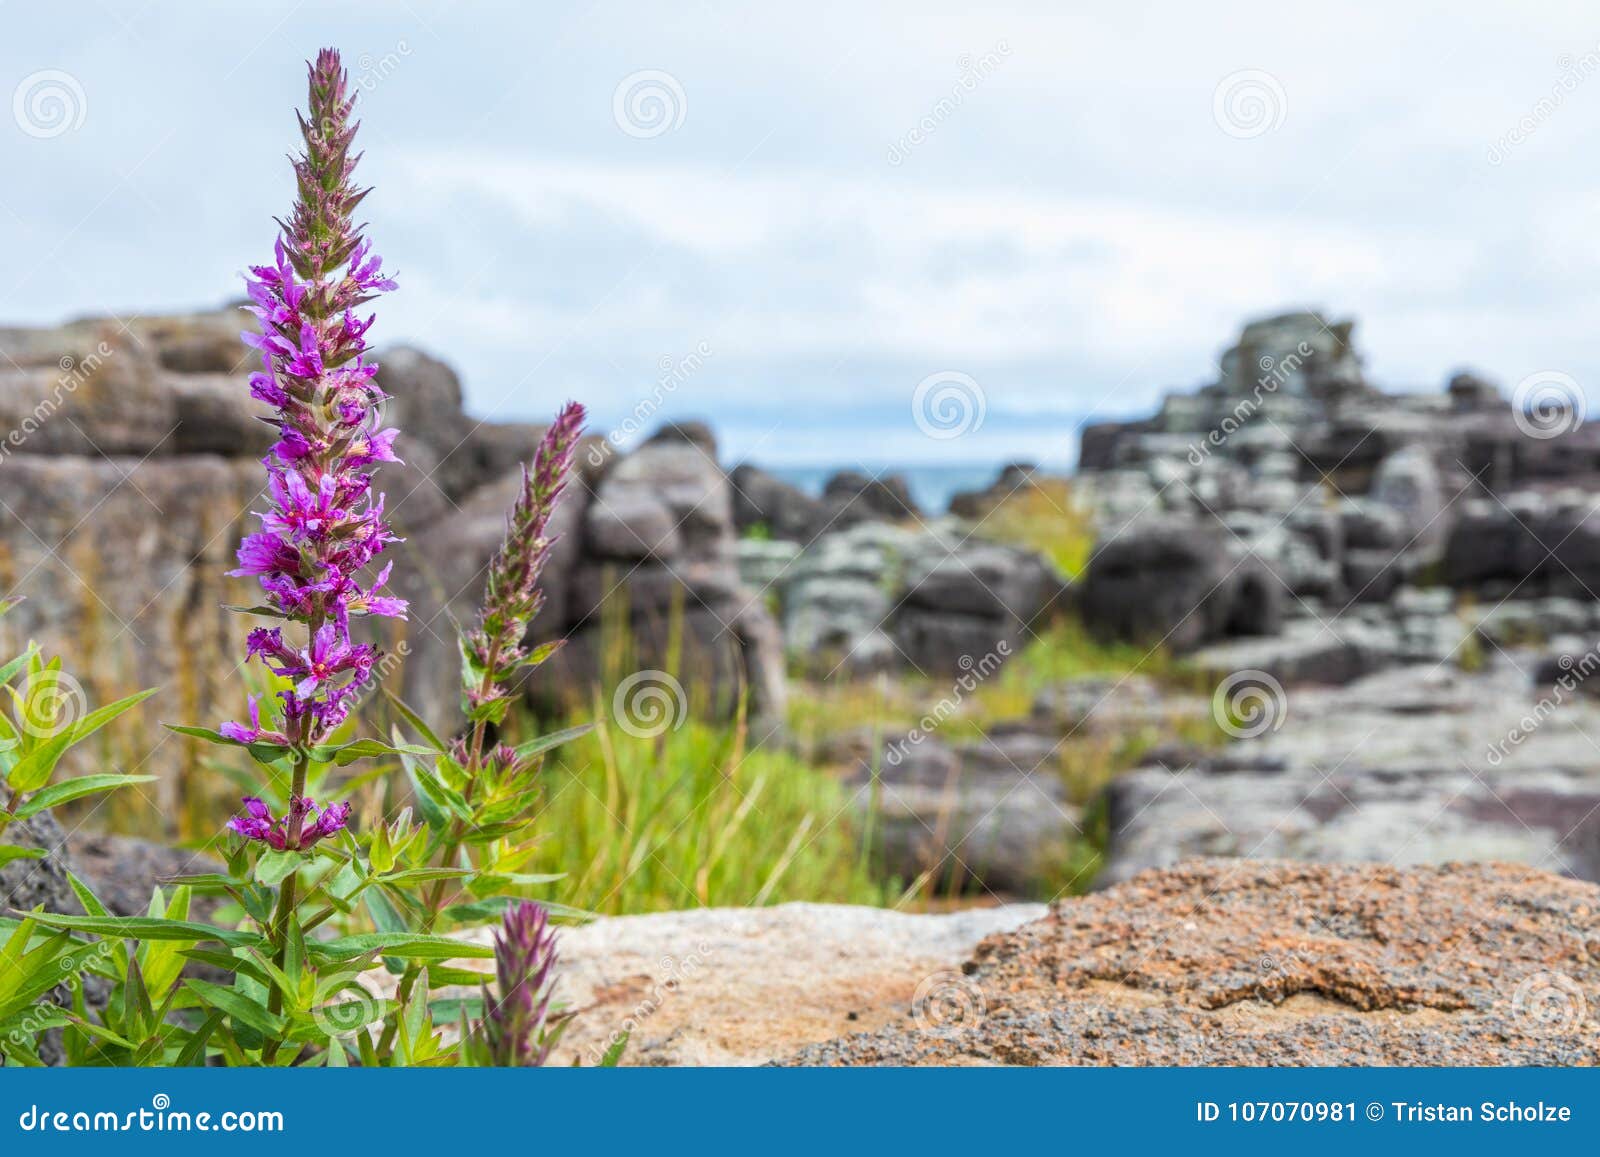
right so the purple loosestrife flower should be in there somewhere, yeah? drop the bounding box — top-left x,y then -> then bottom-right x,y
227,795 -> 350,852
483,901 -> 561,1067
223,47 -> 406,757
462,402 -> 586,719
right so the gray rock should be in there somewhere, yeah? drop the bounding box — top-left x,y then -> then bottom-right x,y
846,736 -> 1080,893
1099,662 -> 1600,886
1079,519 -> 1283,651
729,464 -> 823,543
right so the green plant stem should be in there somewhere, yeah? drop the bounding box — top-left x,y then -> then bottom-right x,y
377,641 -> 506,1058
260,610 -> 320,1065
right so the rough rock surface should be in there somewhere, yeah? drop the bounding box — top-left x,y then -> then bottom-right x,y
458,901 -> 1047,1066
1099,662 -> 1600,885
785,861 -> 1600,1065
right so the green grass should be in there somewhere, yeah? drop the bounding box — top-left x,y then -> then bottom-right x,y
507,707 -> 893,916
965,476 -> 1097,580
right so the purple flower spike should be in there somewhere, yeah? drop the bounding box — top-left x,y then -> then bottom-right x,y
224,47 -> 407,750
463,402 -> 586,718
484,901 -> 562,1067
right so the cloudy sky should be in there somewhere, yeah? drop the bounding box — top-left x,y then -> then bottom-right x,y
5,2 -> 1600,468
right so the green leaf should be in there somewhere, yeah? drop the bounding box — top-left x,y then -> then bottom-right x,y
25,912 -> 263,949
5,731 -> 75,793
599,1033 -> 630,1067
66,872 -> 110,918
512,722 -> 595,761
381,689 -> 447,752
0,646 -> 39,692
374,867 -> 472,888
314,738 -> 436,767
174,1010 -> 226,1067
0,845 -> 44,870
186,978 -> 286,1037
441,896 -> 592,925
309,932 -> 494,962
13,774 -> 157,818
253,850 -> 302,888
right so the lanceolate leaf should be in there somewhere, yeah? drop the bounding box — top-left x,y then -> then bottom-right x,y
25,912 -> 264,949
308,932 -> 494,962
13,774 -> 158,818
512,722 -> 594,761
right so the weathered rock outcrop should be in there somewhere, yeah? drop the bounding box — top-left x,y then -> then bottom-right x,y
756,520 -> 1066,676
1099,661 -> 1600,885
786,861 -> 1600,1065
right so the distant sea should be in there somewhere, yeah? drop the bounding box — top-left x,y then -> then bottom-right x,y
767,464 -> 1012,516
